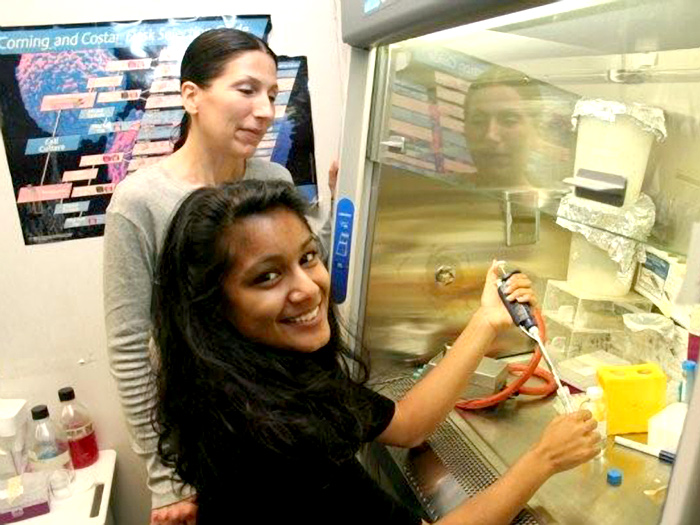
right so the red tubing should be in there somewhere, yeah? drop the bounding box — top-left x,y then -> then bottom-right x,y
455,308 -> 557,410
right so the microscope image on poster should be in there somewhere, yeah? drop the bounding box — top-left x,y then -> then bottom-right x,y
0,16 -> 317,245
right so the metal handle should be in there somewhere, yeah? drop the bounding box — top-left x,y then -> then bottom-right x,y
380,135 -> 406,153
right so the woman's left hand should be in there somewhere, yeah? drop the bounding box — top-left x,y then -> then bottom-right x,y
479,260 -> 537,332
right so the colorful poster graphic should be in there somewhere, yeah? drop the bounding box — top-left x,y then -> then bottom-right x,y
0,16 -> 317,245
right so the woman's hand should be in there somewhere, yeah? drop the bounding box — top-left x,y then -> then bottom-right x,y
532,410 -> 601,476
478,260 -> 537,332
425,411 -> 600,525
150,497 -> 197,525
328,160 -> 339,199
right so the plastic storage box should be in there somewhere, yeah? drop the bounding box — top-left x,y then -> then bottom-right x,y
648,402 -> 688,453
542,279 -> 652,359
0,472 -> 50,524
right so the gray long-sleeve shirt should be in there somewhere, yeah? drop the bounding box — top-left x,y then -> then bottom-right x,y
103,159 -> 331,508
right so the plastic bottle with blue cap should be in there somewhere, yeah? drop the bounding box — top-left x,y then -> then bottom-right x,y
680,360 -> 696,403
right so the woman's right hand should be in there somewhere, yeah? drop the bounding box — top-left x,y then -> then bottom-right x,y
531,410 -> 601,475
477,260 -> 537,333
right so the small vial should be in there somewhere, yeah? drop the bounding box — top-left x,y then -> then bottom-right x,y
680,360 -> 697,404
583,386 -> 607,457
585,386 -> 607,439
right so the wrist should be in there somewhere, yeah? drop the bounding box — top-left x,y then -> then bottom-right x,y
452,309 -> 499,357
469,309 -> 501,346
475,306 -> 506,335
519,446 -> 556,482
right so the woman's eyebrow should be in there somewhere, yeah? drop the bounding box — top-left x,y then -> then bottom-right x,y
237,234 -> 315,275
233,75 -> 278,90
243,253 -> 283,271
233,75 -> 260,84
300,235 -> 315,249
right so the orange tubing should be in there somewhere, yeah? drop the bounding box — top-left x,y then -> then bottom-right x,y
455,308 -> 557,410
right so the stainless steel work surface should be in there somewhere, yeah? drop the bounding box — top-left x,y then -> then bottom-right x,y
376,374 -> 671,524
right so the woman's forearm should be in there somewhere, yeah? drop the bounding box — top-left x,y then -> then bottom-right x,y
434,448 -> 553,525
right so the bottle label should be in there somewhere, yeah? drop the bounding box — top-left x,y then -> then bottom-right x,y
28,449 -> 72,471
66,422 -> 94,441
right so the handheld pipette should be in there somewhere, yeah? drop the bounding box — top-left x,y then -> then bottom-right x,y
495,262 -> 575,413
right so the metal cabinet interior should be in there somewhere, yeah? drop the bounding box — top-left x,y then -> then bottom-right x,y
361,166 -> 570,371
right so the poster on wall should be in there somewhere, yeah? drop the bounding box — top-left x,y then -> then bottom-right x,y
0,16 -> 317,245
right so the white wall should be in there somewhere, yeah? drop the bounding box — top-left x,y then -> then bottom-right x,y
0,2 -> 349,523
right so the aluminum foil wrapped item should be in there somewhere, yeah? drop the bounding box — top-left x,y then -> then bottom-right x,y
556,193 -> 656,282
572,99 -> 667,142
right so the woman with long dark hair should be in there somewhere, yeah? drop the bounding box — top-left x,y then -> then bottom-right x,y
153,179 -> 599,524
103,28 -> 331,524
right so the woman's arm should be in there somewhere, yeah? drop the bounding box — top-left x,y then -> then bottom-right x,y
377,262 -> 535,448
373,262 -> 600,524
103,211 -> 193,514
433,411 -> 599,525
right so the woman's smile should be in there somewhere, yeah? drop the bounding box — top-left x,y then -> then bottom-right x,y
237,127 -> 266,143
282,305 -> 321,325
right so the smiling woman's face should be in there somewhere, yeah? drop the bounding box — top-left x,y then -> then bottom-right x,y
190,50 -> 278,159
223,208 -> 331,353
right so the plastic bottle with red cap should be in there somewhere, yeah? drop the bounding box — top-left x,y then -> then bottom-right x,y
58,387 -> 99,468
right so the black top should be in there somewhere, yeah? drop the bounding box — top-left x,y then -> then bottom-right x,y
58,387 -> 75,402
31,404 -> 49,420
196,386 -> 422,524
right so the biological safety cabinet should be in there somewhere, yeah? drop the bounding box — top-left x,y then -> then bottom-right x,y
333,1 -> 700,523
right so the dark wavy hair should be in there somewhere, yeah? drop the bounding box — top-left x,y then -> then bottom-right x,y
152,180 -> 370,497
173,28 -> 278,151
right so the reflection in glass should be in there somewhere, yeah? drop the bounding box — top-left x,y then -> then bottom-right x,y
464,66 -> 542,188
384,45 -> 577,193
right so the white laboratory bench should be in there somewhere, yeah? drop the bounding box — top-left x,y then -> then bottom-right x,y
21,449 -> 116,525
